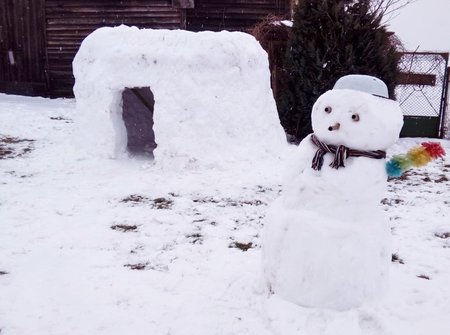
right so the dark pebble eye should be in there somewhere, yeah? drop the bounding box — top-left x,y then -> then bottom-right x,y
324,106 -> 332,113
351,114 -> 360,122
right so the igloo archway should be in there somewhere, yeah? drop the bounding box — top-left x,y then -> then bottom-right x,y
73,26 -> 285,166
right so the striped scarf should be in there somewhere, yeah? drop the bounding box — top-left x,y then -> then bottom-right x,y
310,134 -> 386,171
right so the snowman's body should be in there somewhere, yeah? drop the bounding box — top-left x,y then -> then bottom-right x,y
263,82 -> 403,310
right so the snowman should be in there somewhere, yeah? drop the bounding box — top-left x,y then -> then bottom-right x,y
263,75 -> 404,310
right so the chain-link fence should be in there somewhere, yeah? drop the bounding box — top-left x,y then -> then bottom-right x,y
444,74 -> 450,139
395,52 -> 449,138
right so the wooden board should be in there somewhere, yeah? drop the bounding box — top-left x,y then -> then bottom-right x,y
397,73 -> 436,86
0,0 -> 47,95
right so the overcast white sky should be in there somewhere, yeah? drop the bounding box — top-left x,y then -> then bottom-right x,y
387,0 -> 450,52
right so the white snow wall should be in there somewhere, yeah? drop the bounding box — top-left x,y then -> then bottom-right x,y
73,26 -> 285,165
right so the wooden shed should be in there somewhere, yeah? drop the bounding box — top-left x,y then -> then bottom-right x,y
0,0 -> 291,98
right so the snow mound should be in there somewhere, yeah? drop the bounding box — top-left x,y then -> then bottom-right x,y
73,26 -> 285,167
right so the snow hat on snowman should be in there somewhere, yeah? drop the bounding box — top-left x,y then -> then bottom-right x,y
333,74 -> 390,99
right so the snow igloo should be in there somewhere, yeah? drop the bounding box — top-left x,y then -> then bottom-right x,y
73,25 -> 285,166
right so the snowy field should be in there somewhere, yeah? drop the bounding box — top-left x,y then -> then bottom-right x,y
1,93 -> 450,334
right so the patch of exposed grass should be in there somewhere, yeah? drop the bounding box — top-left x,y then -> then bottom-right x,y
193,197 -> 265,207
381,198 -> 404,206
120,194 -> 151,204
111,224 -> 138,232
435,232 -> 450,239
124,263 -> 148,270
120,195 -> 173,209
0,136 -> 34,159
391,253 -> 405,264
186,233 -> 203,244
50,116 -> 72,122
153,197 -> 173,209
229,241 -> 254,252
435,175 -> 449,183
193,197 -> 219,204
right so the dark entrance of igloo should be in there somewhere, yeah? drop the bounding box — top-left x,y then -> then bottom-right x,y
122,87 -> 157,158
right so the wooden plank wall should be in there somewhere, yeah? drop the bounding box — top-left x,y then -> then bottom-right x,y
0,1 -> 12,83
0,0 -> 46,95
186,0 -> 288,32
45,0 -> 182,97
1,0 -> 291,98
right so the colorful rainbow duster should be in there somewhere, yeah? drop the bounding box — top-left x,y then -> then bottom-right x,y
386,142 -> 446,177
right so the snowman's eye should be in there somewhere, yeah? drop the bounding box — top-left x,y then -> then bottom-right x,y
324,106 -> 332,113
351,114 -> 360,122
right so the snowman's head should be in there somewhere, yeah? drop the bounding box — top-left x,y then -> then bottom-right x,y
311,76 -> 404,151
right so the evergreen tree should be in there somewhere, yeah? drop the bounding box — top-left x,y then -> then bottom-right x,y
277,0 -> 400,143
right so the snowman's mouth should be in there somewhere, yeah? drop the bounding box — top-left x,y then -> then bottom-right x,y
328,123 -> 340,131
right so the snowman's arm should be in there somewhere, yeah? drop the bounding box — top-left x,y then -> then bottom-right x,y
282,134 -> 315,184
296,134 -> 316,172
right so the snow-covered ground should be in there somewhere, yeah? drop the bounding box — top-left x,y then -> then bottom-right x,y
1,93 -> 450,334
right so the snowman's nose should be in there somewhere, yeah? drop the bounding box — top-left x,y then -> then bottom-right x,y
328,123 -> 340,131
